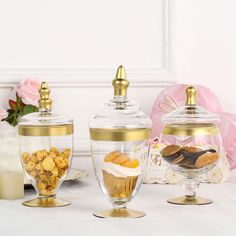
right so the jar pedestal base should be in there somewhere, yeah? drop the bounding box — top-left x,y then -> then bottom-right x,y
94,208 -> 145,218
167,196 -> 213,205
22,197 -> 71,207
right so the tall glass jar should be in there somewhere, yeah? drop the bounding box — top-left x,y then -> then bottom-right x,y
18,82 -> 74,207
89,65 -> 152,218
160,86 -> 222,205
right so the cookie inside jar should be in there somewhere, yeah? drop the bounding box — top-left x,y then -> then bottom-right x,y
161,145 -> 219,169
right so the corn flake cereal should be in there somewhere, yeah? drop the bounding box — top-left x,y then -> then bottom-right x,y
21,147 -> 71,195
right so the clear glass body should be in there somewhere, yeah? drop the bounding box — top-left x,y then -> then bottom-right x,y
89,94 -> 152,216
19,135 -> 73,197
89,96 -> 151,130
160,133 -> 222,176
91,139 -> 150,208
160,103 -> 222,203
18,110 -> 73,200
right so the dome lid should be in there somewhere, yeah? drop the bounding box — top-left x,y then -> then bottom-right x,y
89,65 -> 151,141
18,82 -> 73,136
162,86 -> 220,136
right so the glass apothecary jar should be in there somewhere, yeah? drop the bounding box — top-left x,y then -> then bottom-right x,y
18,82 -> 74,207
89,65 -> 152,218
160,86 -> 222,205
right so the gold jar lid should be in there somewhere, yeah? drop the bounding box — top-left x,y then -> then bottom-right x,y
18,82 -> 73,137
89,65 -> 152,141
161,86 -> 220,137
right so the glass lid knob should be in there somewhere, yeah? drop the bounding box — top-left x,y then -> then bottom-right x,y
112,65 -> 129,97
38,82 -> 53,111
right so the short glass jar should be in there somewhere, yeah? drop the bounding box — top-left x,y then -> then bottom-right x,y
18,82 -> 74,207
160,86 -> 222,205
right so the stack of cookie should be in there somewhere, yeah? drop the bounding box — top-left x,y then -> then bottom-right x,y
161,145 -> 219,169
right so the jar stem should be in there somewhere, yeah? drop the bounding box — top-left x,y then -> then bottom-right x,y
182,176 -> 200,199
112,199 -> 128,210
38,194 -> 56,199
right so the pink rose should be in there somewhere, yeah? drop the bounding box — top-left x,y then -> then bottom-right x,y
16,79 -> 41,106
0,105 -> 7,121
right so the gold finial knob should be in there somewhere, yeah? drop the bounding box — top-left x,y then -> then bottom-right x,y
112,65 -> 129,97
38,82 -> 52,110
186,86 -> 196,106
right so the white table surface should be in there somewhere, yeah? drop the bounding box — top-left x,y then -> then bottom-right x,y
1,157 -> 236,236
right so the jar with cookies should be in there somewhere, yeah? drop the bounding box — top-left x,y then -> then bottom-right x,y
18,82 -> 73,207
160,86 -> 222,205
89,65 -> 152,218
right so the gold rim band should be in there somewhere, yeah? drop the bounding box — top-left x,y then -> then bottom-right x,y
90,128 -> 151,141
18,124 -> 73,136
162,125 -> 219,136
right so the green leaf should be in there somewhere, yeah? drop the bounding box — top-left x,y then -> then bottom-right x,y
7,109 -> 15,116
22,105 -> 38,114
23,105 -> 33,114
16,94 -> 24,108
4,102 -> 39,127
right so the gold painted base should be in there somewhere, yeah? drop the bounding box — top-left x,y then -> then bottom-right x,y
94,208 -> 145,218
167,196 -> 213,205
22,197 -> 71,207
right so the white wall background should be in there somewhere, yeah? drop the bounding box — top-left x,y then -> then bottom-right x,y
0,0 -> 174,155
0,0 -> 235,154
174,0 -> 236,113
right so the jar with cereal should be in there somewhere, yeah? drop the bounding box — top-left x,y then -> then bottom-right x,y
18,82 -> 73,207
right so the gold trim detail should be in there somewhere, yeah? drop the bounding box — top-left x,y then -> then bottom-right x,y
18,124 -> 73,136
90,128 -> 151,141
22,197 -> 71,207
94,208 -> 145,218
167,196 -> 213,205
162,124 -> 219,136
